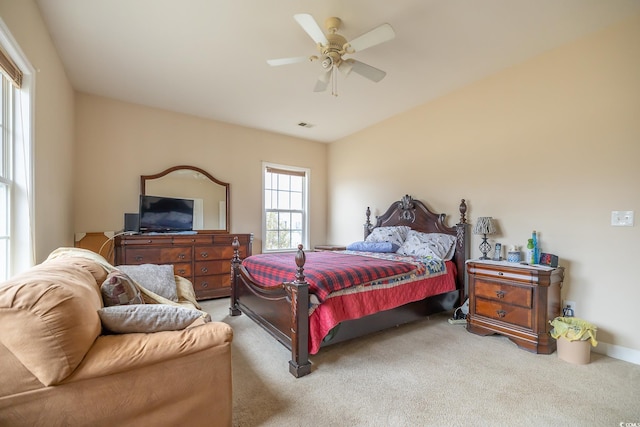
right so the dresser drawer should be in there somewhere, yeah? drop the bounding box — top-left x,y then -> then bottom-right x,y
194,260 -> 230,276
475,280 -> 532,308
172,263 -> 192,277
195,246 -> 233,260
193,274 -> 231,292
124,247 -> 192,264
475,298 -> 532,329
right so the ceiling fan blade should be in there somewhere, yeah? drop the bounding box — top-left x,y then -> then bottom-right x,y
313,69 -> 331,92
346,23 -> 395,53
294,14 -> 328,45
337,60 -> 353,76
266,56 -> 309,66
345,59 -> 387,82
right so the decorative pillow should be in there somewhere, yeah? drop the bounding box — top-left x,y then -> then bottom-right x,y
97,304 -> 202,334
365,226 -> 411,247
116,264 -> 179,302
397,231 -> 457,260
346,241 -> 400,253
101,270 -> 145,306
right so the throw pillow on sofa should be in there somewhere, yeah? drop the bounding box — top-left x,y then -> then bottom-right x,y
98,304 -> 203,333
116,264 -> 179,302
101,270 -> 145,306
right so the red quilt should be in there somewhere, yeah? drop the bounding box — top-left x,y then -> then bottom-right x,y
241,251 -> 417,303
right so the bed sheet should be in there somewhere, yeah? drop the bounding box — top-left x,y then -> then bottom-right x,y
308,259 -> 457,353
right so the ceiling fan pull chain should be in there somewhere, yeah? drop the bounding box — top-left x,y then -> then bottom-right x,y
332,66 -> 338,96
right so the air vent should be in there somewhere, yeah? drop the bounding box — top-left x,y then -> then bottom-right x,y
297,122 -> 314,128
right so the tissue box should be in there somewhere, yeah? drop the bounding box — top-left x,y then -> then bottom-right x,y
539,253 -> 559,267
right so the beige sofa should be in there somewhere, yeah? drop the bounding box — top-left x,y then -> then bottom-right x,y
0,249 -> 232,427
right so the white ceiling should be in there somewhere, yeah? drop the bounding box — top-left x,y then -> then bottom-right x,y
35,0 -> 640,143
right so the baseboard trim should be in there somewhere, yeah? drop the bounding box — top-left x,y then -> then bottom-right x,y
593,341 -> 640,365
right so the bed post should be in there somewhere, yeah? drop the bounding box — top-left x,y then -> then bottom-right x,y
455,199 -> 470,304
285,245 -> 312,378
229,237 -> 242,316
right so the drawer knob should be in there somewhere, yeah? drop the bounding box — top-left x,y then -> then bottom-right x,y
200,252 -> 209,258
496,310 -> 506,318
496,290 -> 505,299
498,272 -> 504,276
201,282 -> 209,288
177,269 -> 186,275
178,254 -> 185,260
135,256 -> 143,262
201,267 -> 209,273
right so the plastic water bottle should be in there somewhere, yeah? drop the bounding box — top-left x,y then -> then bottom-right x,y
532,230 -> 538,264
527,238 -> 534,264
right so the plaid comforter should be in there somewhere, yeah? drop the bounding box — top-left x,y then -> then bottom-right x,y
242,251 -> 428,303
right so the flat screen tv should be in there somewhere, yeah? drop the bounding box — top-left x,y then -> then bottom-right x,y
138,195 -> 194,233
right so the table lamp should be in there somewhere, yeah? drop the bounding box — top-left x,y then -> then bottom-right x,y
473,217 -> 496,260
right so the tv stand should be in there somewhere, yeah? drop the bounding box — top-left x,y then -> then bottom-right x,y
114,231 -> 253,300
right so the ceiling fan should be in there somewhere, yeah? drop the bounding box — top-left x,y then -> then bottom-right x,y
267,14 -> 396,96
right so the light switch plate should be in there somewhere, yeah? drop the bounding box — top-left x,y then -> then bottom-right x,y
611,211 -> 634,226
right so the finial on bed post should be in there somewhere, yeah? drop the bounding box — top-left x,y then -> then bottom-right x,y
231,236 -> 241,263
294,244 -> 306,283
364,207 -> 372,239
458,199 -> 467,224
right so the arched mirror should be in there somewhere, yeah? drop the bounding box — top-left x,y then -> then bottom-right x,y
141,165 -> 230,232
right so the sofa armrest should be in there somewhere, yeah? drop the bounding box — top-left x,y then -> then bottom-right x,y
62,321 -> 232,384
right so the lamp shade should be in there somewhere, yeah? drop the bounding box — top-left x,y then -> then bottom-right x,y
473,217 -> 496,235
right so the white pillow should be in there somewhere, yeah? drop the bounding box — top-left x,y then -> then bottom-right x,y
365,226 -> 411,247
397,231 -> 457,261
116,264 -> 179,302
98,304 -> 202,334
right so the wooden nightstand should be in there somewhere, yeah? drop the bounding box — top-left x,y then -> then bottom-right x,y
466,260 -> 564,354
314,245 -> 347,251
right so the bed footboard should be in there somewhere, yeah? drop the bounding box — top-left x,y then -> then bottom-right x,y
230,239 -> 312,377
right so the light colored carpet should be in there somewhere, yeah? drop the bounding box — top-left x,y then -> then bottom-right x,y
200,298 -> 640,427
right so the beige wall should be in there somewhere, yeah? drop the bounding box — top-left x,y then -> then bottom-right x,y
74,94 -> 327,253
0,0 -> 76,263
328,15 -> 640,356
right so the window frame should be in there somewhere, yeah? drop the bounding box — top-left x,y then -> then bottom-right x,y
261,162 -> 310,253
0,18 -> 34,280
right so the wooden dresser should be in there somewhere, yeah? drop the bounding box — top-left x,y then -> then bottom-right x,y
115,232 -> 253,300
466,260 -> 563,354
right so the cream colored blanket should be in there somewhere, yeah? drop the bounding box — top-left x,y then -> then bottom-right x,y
46,247 -> 210,320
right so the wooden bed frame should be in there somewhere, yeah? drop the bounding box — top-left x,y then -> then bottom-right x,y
230,195 -> 469,377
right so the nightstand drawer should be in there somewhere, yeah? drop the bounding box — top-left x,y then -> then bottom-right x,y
476,298 -> 532,329
475,280 -> 532,307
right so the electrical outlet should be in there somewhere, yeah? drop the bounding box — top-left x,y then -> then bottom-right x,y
563,300 -> 576,317
611,210 -> 634,226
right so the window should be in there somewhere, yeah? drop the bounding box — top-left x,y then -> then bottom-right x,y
262,163 -> 309,252
0,21 -> 33,280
